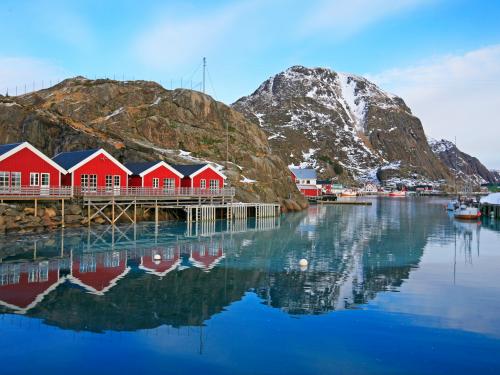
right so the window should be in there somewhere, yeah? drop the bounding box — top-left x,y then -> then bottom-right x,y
81,174 -> 97,191
30,173 -> 39,186
41,173 -> 50,186
11,172 -> 21,188
105,175 -> 113,191
209,179 -> 219,190
152,178 -> 159,188
0,172 -> 9,189
200,179 -> 206,189
113,175 -> 120,187
163,178 -> 175,190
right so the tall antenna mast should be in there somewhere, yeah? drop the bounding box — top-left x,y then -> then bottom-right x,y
202,57 -> 206,94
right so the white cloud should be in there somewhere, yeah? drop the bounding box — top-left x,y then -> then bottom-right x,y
0,57 -> 68,95
300,0 -> 435,38
369,44 -> 500,169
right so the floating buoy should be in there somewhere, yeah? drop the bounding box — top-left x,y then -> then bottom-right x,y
153,254 -> 162,261
299,259 -> 308,267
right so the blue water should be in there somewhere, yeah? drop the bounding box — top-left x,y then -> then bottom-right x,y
1,197 -> 500,374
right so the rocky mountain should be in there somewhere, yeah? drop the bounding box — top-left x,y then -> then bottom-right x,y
233,66 -> 451,185
428,138 -> 497,185
491,170 -> 500,183
0,77 -> 306,209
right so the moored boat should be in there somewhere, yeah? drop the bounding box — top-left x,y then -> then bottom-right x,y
340,189 -> 357,197
454,204 -> 481,220
388,190 -> 406,197
447,200 -> 459,211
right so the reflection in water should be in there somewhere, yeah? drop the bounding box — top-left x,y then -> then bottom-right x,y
1,199 -> 495,333
1,198 -> 500,374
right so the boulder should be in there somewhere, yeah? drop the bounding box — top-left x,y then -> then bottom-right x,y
44,207 -> 57,218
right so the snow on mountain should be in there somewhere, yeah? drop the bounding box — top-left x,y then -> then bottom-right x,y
428,138 -> 496,185
233,65 -> 450,184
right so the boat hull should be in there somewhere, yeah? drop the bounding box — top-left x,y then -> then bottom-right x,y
454,214 -> 481,220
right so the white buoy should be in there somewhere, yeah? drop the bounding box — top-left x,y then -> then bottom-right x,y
153,254 -> 162,261
299,259 -> 308,267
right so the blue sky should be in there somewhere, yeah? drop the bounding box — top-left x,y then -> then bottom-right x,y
1,0 -> 500,167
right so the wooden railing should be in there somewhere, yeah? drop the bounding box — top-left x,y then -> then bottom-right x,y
0,186 -> 235,199
0,186 -> 73,198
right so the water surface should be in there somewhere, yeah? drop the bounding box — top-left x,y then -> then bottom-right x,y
1,198 -> 500,374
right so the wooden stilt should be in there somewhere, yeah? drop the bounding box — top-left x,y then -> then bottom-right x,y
61,199 -> 65,228
112,198 -> 115,224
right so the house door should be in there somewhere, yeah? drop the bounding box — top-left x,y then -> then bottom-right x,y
114,175 -> 121,195
41,173 -> 50,195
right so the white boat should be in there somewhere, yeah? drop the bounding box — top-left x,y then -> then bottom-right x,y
340,189 -> 357,197
454,204 -> 481,220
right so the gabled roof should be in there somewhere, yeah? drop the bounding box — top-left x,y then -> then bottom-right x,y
0,142 -> 22,156
172,163 -> 227,179
290,167 -> 317,180
0,142 -> 67,174
52,148 -> 132,175
125,161 -> 184,178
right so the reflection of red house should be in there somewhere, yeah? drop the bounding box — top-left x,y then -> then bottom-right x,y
68,251 -> 130,295
0,261 -> 65,313
189,242 -> 225,272
139,246 -> 181,277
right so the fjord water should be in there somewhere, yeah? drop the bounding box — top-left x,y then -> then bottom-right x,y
1,198 -> 500,375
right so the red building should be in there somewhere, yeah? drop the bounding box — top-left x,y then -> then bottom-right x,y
0,260 -> 65,313
53,148 -> 132,192
126,161 -> 183,190
139,246 -> 181,277
289,167 -> 321,197
0,142 -> 67,192
172,164 -> 226,190
68,251 -> 130,295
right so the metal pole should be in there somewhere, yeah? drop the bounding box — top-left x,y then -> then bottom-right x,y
202,57 -> 206,93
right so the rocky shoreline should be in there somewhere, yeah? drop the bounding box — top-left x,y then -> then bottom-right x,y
0,199 -> 306,235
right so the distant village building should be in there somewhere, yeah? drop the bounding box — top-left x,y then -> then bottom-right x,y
53,148 -> 132,192
0,142 -> 67,192
172,164 -> 226,190
289,167 -> 321,197
126,161 -> 183,190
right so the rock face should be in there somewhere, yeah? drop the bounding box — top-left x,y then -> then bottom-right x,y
233,66 -> 451,184
428,138 -> 497,185
0,77 -> 305,208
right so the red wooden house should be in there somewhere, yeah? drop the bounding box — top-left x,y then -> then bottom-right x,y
172,164 -> 226,190
139,246 -> 181,277
289,167 -> 321,197
68,251 -> 130,295
0,260 -> 65,313
0,142 -> 67,192
125,161 -> 183,190
53,148 -> 132,192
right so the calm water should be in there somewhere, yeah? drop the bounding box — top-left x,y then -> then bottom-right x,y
1,197 -> 500,374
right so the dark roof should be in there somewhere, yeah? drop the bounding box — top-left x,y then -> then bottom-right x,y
0,142 -> 22,156
52,149 -> 100,170
317,179 -> 332,185
124,161 -> 160,176
171,164 -> 207,177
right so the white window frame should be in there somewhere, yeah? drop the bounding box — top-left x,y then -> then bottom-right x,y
30,172 -> 40,186
152,178 -> 159,188
11,172 -> 21,189
209,179 -> 219,190
163,178 -> 175,190
41,173 -> 50,186
105,175 -> 113,191
0,172 -> 9,190
200,179 -> 206,189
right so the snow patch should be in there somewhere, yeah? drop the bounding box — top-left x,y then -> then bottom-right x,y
105,107 -> 124,120
240,176 -> 256,184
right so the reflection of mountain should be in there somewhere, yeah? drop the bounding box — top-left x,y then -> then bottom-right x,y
0,200 -> 475,331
